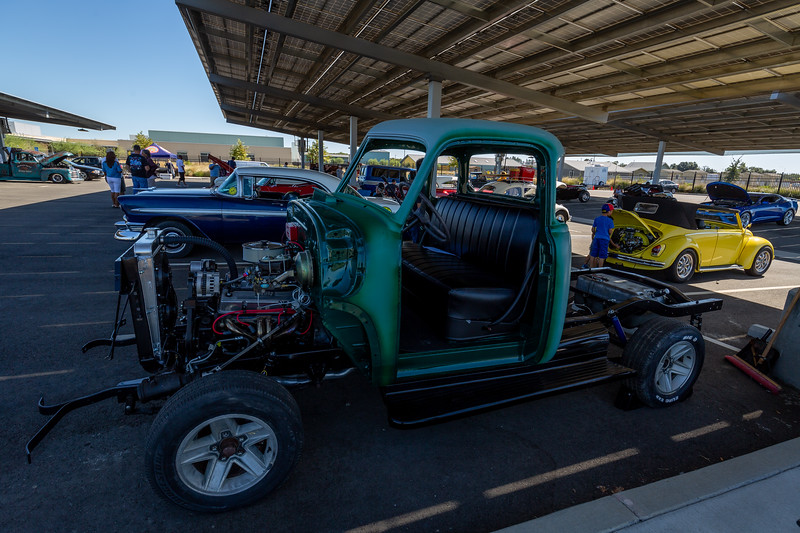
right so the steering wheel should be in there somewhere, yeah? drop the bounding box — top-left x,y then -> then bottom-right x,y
405,194 -> 450,242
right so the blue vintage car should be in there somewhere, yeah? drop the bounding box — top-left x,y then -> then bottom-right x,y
702,181 -> 797,227
115,166 -> 399,256
359,164 -> 417,195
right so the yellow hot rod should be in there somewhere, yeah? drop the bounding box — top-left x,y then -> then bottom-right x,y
606,195 -> 774,283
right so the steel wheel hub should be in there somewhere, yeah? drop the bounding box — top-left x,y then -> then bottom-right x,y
655,340 -> 696,395
176,414 -> 278,496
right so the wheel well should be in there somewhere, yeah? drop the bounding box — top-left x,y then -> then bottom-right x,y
144,217 -> 206,238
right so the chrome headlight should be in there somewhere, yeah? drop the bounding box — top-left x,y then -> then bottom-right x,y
293,250 -> 314,289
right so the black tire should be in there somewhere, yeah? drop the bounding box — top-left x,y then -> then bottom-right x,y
779,209 -> 794,226
622,317 -> 704,408
745,246 -> 772,277
578,190 -> 590,203
82,172 -> 93,181
668,249 -> 696,283
49,173 -> 66,184
739,211 -> 751,227
555,209 -> 569,223
153,221 -> 194,257
145,371 -> 303,513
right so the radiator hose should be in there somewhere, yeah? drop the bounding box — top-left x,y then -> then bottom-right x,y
158,235 -> 239,278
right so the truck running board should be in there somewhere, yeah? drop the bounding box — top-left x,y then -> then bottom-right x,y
382,357 -> 634,427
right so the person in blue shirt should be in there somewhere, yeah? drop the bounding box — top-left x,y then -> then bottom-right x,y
208,162 -> 221,187
102,150 -> 124,207
585,203 -> 618,268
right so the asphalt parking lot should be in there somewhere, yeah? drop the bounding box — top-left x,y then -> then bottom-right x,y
2,179 -> 799,533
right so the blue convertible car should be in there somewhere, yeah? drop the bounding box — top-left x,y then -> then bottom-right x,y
702,181 -> 797,227
115,167 -> 399,256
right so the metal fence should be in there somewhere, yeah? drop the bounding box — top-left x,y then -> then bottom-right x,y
600,171 -> 800,197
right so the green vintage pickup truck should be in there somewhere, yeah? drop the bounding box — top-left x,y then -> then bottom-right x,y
0,147 -> 81,183
28,119 -> 722,512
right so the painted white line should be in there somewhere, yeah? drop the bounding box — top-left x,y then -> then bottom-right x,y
0,271 -> 80,276
0,294 -> 45,299
18,255 -> 72,258
45,242 -> 99,245
0,369 -> 74,382
484,447 -> 639,498
671,421 -> 730,442
704,336 -> 739,351
0,242 -> 35,245
40,321 -> 113,328
775,250 -> 800,260
685,285 -> 797,296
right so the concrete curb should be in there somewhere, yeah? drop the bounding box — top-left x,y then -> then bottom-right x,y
497,438 -> 800,533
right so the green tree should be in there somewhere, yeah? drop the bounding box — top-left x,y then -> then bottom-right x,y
724,157 -> 746,182
134,131 -> 152,149
229,138 -> 249,160
675,161 -> 699,172
306,141 -> 328,164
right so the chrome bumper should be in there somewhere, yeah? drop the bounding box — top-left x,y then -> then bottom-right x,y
114,221 -> 144,241
607,252 -> 665,268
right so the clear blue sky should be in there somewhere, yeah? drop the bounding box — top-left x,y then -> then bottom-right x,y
4,0 -> 798,173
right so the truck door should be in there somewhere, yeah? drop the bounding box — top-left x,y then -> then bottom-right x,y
12,152 -> 41,180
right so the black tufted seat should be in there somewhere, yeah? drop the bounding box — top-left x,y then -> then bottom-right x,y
402,195 -> 539,340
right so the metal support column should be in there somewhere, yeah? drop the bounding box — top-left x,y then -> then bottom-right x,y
652,141 -> 666,183
557,156 -> 565,182
427,78 -> 442,119
349,116 -> 357,164
318,130 -> 324,172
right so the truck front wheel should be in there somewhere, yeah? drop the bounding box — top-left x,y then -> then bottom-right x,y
145,371 -> 303,512
49,173 -> 66,184
622,317 -> 704,408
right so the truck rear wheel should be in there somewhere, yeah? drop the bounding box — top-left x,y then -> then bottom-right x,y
622,317 -> 704,408
145,371 -> 303,512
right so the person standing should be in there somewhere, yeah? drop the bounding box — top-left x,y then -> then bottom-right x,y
142,149 -> 159,188
165,159 -> 175,179
208,161 -> 221,187
176,155 -> 186,187
102,150 -> 124,207
126,144 -> 149,192
585,203 -> 618,268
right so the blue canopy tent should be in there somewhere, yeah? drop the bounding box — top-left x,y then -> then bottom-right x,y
143,143 -> 177,159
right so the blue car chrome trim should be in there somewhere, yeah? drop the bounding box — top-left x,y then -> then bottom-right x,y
130,207 -> 286,217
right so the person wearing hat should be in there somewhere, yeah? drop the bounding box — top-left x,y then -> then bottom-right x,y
584,203 -> 618,268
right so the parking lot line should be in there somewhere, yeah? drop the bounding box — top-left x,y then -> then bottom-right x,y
685,285 -> 797,296
703,336 -> 739,351
40,321 -> 113,328
0,369 -> 74,382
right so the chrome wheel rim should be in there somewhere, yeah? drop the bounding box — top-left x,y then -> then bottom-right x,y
176,413 -> 277,496
655,340 -> 696,395
754,249 -> 771,273
676,253 -> 693,280
784,211 -> 793,224
741,213 -> 750,226
556,212 -> 566,222
160,228 -> 187,254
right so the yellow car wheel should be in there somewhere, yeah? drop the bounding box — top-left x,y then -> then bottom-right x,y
746,246 -> 772,277
668,249 -> 696,283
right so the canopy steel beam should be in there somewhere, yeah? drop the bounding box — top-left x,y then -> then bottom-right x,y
0,93 -> 114,131
177,0 -> 608,123
209,74 -> 395,121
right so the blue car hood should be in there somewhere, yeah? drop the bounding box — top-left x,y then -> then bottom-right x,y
707,181 -> 751,203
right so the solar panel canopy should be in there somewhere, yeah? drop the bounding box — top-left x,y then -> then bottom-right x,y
177,0 -> 800,156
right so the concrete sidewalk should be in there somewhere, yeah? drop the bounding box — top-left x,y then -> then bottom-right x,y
500,437 -> 800,533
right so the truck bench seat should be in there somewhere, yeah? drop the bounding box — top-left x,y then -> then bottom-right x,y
402,196 -> 539,340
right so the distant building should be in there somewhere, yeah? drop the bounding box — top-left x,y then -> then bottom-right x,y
115,130 -> 291,164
